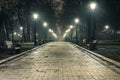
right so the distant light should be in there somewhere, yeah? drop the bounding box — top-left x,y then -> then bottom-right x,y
70,25 -> 74,29
52,33 -> 57,38
36,33 -> 38,36
49,29 -> 53,33
33,13 -> 38,19
20,35 -> 22,38
65,29 -> 70,35
117,31 -> 120,34
67,29 -> 71,32
74,18 -> 79,24
20,26 -> 23,30
90,2 -> 96,10
18,34 -> 22,37
14,32 -> 17,35
66,30 -> 68,33
43,22 -> 48,27
18,34 -> 20,36
105,25 -> 109,29
63,33 -> 67,38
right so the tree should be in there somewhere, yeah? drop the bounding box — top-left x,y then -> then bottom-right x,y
0,0 -> 18,41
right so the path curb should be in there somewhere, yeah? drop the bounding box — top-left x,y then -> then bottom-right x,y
0,44 -> 46,65
71,43 -> 120,69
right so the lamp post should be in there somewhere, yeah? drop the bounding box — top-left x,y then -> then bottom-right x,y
33,13 -> 38,45
13,32 -> 17,40
74,18 -> 79,44
90,2 -> 96,41
69,25 -> 74,41
20,26 -> 24,41
43,22 -> 48,42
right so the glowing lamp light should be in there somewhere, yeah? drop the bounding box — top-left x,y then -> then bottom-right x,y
70,25 -> 74,29
20,26 -> 23,30
14,32 -> 17,35
90,3 -> 96,10
49,29 -> 53,33
105,25 -> 109,29
33,13 -> 38,19
43,22 -> 48,27
52,33 -> 57,38
63,33 -> 67,38
74,18 -> 79,24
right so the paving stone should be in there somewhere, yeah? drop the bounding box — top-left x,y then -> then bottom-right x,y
0,42 -> 120,80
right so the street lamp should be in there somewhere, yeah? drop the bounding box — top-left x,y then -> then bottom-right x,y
74,18 -> 79,24
20,26 -> 24,41
33,13 -> 38,45
49,29 -> 53,33
70,25 -> 74,29
43,22 -> 48,42
13,32 -> 17,40
64,29 -> 71,41
63,33 -> 67,38
48,29 -> 57,39
18,34 -> 22,40
14,32 -> 17,35
69,25 -> 74,41
67,29 -> 71,32
33,13 -> 38,20
90,2 -> 97,41
52,33 -> 57,39
74,18 -> 80,44
20,26 -> 23,30
43,22 -> 48,27
90,3 -> 96,11
66,29 -> 70,33
105,25 -> 109,29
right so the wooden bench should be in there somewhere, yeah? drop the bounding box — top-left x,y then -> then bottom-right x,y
87,40 -> 97,50
4,41 -> 21,54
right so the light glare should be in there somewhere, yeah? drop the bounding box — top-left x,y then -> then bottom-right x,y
74,18 -> 79,24
20,26 -> 23,30
70,25 -> 74,29
14,32 -> 17,35
90,3 -> 96,10
49,29 -> 53,33
33,13 -> 38,19
105,25 -> 109,29
52,33 -> 57,38
63,33 -> 67,38
43,22 -> 48,27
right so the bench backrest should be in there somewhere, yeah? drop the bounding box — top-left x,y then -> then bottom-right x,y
5,41 -> 13,48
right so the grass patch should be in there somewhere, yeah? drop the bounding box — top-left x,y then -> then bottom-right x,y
22,42 -> 34,45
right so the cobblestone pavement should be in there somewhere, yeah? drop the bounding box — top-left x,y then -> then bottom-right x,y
0,42 -> 120,80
